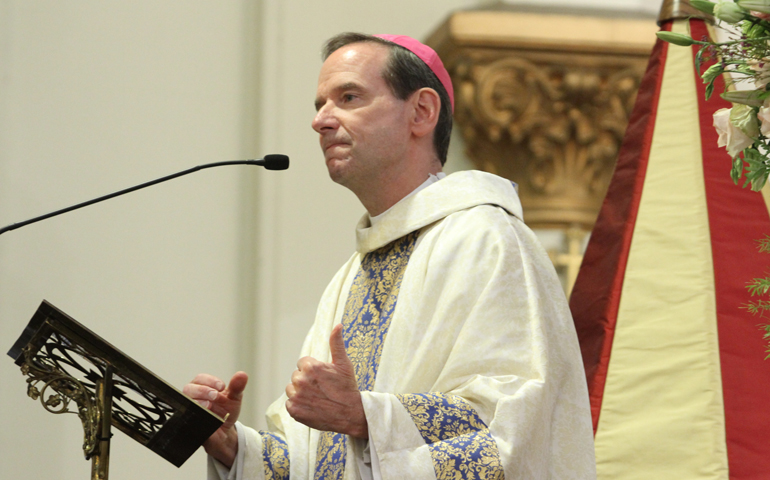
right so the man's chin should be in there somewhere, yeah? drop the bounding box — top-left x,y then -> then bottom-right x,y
325,160 -> 353,186
325,156 -> 348,170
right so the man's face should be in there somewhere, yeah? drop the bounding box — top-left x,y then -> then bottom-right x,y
312,42 -> 411,190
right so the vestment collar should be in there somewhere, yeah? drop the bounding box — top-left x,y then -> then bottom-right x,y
355,170 -> 523,253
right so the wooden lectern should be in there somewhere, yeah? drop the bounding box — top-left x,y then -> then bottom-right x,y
7,301 -> 224,480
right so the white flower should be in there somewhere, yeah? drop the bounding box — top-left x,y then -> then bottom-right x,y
721,89 -> 768,106
737,0 -> 770,15
702,63 -> 724,84
715,1 -> 750,23
714,107 -> 754,156
758,102 -> 770,136
732,103 -> 761,137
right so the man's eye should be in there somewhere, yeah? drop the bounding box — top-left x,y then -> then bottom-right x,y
342,94 -> 356,102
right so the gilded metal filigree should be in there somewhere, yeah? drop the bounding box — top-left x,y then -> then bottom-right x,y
21,330 -> 174,444
21,344 -> 100,458
109,370 -> 174,441
8,301 -> 225,475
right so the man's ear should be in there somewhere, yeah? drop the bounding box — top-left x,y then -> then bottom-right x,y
410,88 -> 441,138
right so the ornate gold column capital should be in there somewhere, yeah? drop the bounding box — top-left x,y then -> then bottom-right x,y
428,8 -> 657,230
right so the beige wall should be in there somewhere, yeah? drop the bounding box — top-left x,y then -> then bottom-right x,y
0,1 -> 660,479
0,2 -> 258,479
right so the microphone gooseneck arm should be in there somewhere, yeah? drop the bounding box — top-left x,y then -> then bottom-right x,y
0,155 -> 289,236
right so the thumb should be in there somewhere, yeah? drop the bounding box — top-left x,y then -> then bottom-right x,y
329,324 -> 352,368
226,371 -> 249,400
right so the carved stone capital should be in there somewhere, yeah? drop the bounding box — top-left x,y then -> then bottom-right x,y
428,8 -> 657,229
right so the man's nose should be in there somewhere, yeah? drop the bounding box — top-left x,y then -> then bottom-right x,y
312,103 -> 338,133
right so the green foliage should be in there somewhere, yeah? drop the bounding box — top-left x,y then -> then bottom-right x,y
742,239 -> 770,359
731,156 -> 744,185
756,235 -> 770,253
740,147 -> 770,191
656,31 -> 696,46
744,298 -> 770,314
763,324 -> 770,359
692,0 -> 716,15
744,16 -> 770,38
703,64 -> 723,100
746,276 -> 770,296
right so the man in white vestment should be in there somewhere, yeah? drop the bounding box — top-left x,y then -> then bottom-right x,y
185,33 -> 596,479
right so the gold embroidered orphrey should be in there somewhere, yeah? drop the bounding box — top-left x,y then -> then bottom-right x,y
397,393 -> 504,480
314,231 -> 419,480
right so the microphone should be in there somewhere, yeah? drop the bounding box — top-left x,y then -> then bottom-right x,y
0,154 -> 289,236
259,154 -> 290,170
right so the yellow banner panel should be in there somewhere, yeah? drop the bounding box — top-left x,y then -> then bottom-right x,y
593,20 -> 728,480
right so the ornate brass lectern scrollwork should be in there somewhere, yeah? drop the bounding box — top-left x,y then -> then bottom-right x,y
8,301 -> 224,480
21,345 -> 101,458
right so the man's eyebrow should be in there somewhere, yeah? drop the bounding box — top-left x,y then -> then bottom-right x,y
337,82 -> 361,92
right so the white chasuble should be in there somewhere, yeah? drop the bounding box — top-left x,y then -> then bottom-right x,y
209,170 -> 596,480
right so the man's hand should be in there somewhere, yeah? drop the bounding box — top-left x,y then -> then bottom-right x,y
183,371 -> 248,468
285,324 -> 368,438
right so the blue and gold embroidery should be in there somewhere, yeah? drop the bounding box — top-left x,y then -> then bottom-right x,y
313,431 -> 346,480
429,431 -> 503,480
397,393 -> 504,480
259,431 -> 290,480
314,231 -> 419,480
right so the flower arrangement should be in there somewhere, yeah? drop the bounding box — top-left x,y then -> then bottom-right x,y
658,0 -> 770,358
658,0 -> 770,190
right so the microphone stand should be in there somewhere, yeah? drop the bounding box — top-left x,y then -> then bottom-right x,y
0,157 -> 288,236
2,155 -> 288,479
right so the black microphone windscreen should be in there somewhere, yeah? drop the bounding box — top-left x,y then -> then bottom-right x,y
263,154 -> 290,170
